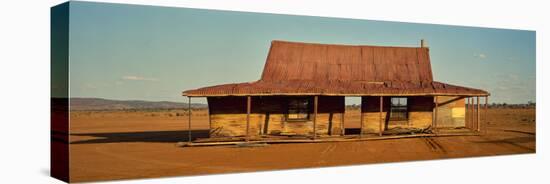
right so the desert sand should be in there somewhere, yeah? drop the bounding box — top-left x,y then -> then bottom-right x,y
68,108 -> 535,182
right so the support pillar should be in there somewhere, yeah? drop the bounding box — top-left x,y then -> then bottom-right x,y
360,97 -> 364,137
379,96 -> 383,136
464,97 -> 470,128
313,96 -> 318,139
187,97 -> 192,143
469,97 -> 474,130
477,96 -> 481,132
246,96 -> 251,141
473,97 -> 477,131
464,97 -> 470,129
341,109 -> 345,136
483,96 -> 489,134
434,96 -> 438,134
472,97 -> 475,130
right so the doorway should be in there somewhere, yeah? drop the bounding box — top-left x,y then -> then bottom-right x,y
344,97 -> 362,134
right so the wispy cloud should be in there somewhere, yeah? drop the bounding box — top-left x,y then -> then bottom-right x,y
474,53 -> 487,59
122,75 -> 158,81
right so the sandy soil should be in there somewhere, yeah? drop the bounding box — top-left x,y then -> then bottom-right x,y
68,108 -> 535,182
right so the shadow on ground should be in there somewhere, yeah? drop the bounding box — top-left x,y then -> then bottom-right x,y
472,136 -> 536,152
70,130 -> 210,144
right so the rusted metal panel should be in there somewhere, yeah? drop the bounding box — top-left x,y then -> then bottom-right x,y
261,41 -> 432,81
184,80 -> 489,96
183,40 -> 489,97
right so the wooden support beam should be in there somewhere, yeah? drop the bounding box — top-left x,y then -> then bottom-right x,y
469,97 -> 473,130
379,96 -> 383,136
246,96 -> 251,141
473,97 -> 477,131
464,97 -> 470,128
483,96 -> 489,134
436,96 -> 465,107
477,96 -> 481,132
465,98 -> 469,129
313,96 -> 318,139
474,98 -> 477,128
434,96 -> 438,134
464,98 -> 468,129
207,99 -> 212,132
188,97 -> 192,143
360,97 -> 364,137
431,97 -> 435,130
472,97 -> 477,131
470,98 -> 473,130
470,97 -> 474,130
341,108 -> 345,136
474,98 -> 477,129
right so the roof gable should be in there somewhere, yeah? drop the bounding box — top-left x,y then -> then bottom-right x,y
260,40 -> 433,82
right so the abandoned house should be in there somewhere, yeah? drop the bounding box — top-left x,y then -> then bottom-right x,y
182,40 -> 490,141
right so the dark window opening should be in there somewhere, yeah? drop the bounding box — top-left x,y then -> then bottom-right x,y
286,98 -> 311,121
390,97 -> 408,120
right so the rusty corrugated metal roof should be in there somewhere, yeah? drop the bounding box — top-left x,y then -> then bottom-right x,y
261,40 -> 433,82
183,80 -> 488,97
183,40 -> 489,97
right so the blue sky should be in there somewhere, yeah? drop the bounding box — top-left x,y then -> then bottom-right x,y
67,1 -> 535,104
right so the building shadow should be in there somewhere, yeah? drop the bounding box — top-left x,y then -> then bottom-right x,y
471,136 -> 536,152
70,130 -> 210,144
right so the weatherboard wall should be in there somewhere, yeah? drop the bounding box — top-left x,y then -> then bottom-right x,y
207,95 -> 466,137
359,96 -> 465,134
207,96 -> 344,137
436,96 -> 466,128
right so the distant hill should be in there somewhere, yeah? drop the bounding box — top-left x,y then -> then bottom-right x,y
69,98 -> 207,111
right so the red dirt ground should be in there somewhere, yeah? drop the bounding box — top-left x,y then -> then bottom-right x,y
68,108 -> 535,182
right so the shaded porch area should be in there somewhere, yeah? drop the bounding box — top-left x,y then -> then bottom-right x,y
179,94 -> 489,147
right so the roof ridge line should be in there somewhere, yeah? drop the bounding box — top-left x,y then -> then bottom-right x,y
271,40 -> 424,49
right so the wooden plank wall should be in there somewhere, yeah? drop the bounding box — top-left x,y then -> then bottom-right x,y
208,96 -> 344,138
436,96 -> 466,128
408,96 -> 435,129
360,96 -> 433,134
208,95 -> 465,137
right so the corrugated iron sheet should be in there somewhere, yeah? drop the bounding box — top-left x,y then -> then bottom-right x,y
183,40 -> 488,97
183,80 -> 488,96
260,40 -> 433,82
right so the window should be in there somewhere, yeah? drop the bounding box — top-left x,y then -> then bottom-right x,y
390,97 -> 408,120
287,98 -> 311,121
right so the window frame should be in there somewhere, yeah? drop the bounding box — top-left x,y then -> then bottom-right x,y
389,97 -> 408,121
285,97 -> 312,122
